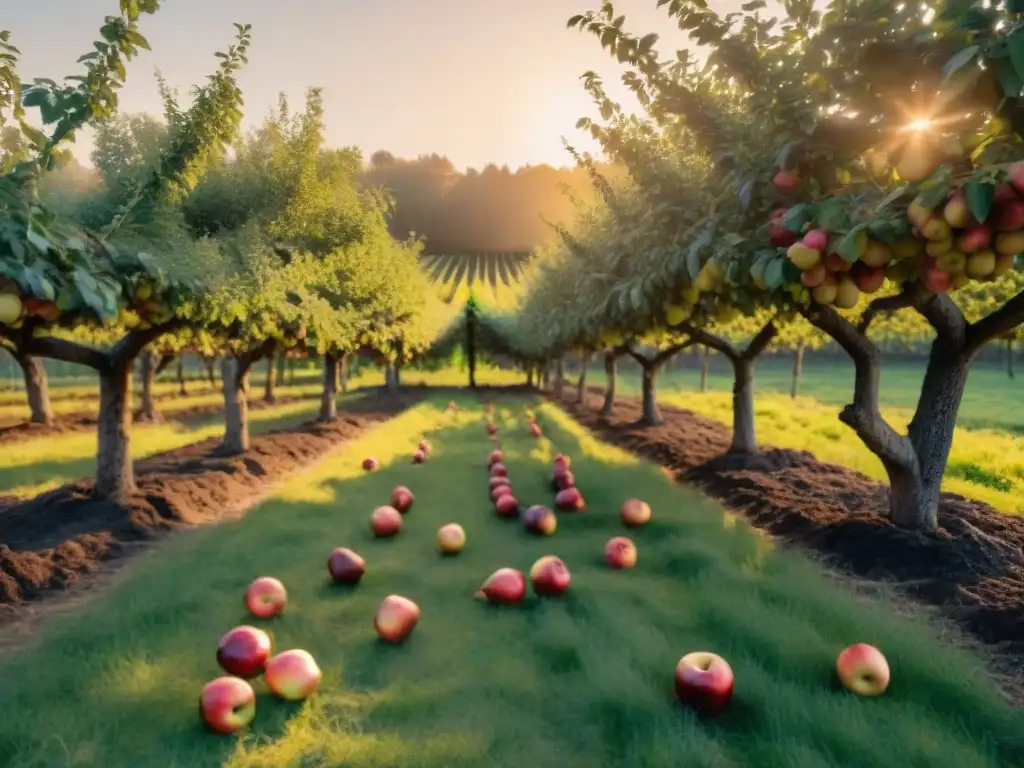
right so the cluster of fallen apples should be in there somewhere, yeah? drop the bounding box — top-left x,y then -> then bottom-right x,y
199,412 -> 892,733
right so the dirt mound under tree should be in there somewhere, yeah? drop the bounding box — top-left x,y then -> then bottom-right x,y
0,391 -> 422,609
555,386 -> 1024,699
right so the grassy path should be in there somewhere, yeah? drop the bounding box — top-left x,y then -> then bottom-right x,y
0,396 -> 1020,767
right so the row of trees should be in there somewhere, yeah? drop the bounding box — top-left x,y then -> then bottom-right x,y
0,1 -> 451,503
477,0 -> 1024,533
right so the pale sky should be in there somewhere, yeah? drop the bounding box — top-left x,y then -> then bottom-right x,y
6,0 -> 742,171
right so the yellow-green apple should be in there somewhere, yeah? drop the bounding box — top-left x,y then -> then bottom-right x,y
216,625 -> 272,678
411,450 -> 426,464
674,652 -> 734,717
604,536 -> 637,569
265,649 -> 322,700
620,498 -> 651,527
835,643 -> 890,696
361,457 -> 378,471
327,547 -> 365,584
495,494 -> 519,518
530,555 -> 571,596
244,576 -> 287,619
199,676 -> 256,733
475,567 -> 527,604
370,505 -> 402,537
390,485 -> 414,514
374,594 -> 421,642
523,505 -> 557,535
555,487 -> 585,512
437,523 -> 466,554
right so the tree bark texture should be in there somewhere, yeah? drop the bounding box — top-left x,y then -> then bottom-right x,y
576,351 -> 591,403
14,352 -> 53,425
319,354 -> 338,422
601,351 -> 617,416
96,364 -> 134,501
137,349 -> 160,422
791,342 -> 805,398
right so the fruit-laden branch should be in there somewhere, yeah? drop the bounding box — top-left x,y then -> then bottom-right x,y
965,288 -> 1024,354
0,320 -> 181,373
676,321 -> 778,364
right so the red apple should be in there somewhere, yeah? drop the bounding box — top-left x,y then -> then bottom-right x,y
418,439 -> 431,454
488,449 -> 503,466
773,169 -> 801,194
674,651 -> 734,717
475,568 -> 527,604
604,536 -> 637,569
487,423 -> 498,436
530,423 -> 542,437
390,485 -> 414,514
490,462 -> 508,478
553,453 -> 571,471
244,576 -> 287,619
374,594 -> 421,643
362,457 -> 378,471
495,494 -> 519,518
411,450 -> 426,464
553,470 -> 575,491
530,555 -> 571,596
199,676 -> 256,734
265,649 -> 322,701
555,487 -> 585,512
491,484 -> 513,502
370,505 -> 402,537
523,505 -> 557,535
620,498 -> 651,527
437,522 -> 466,553
836,643 -> 890,696
489,475 -> 511,490
327,547 -> 365,584
216,625 -> 272,678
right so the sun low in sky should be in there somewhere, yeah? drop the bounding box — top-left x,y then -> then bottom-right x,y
6,0 -> 717,170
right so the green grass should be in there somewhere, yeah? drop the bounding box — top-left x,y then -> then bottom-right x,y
0,396 -> 1020,767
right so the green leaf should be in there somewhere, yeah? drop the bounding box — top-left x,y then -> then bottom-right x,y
942,45 -> 980,81
630,281 -> 644,310
815,197 -> 848,231
835,223 -> 868,263
781,204 -> 813,233
917,180 -> 951,210
964,180 -> 994,222
764,258 -> 785,289
1009,31 -> 1024,82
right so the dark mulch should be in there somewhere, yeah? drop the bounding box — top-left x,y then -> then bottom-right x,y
553,386 -> 1024,697
0,392 -> 319,443
0,391 -> 421,610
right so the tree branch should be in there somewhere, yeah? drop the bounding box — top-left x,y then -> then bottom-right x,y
677,324 -> 739,361
913,292 -> 967,345
966,288 -> 1024,355
110,320 -> 185,369
856,286 -> 922,334
741,321 -> 777,361
22,335 -> 110,371
155,353 -> 176,376
653,339 -> 694,365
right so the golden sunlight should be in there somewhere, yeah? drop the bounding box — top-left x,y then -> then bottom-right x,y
904,118 -> 933,132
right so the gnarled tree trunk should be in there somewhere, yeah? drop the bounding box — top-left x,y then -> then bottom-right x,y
575,351 -> 590,403
699,346 -> 710,392
220,357 -> 251,455
791,341 -> 805,398
339,354 -> 349,393
639,363 -> 661,426
264,351 -> 277,403
601,351 -> 617,416
14,352 -> 53,426
96,363 -> 134,501
137,349 -> 160,422
319,354 -> 338,422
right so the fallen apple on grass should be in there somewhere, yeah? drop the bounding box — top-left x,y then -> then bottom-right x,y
327,547 -> 365,584
674,652 -> 734,717
265,649 -> 323,701
370,505 -> 403,537
491,483 -> 513,502
390,485 -> 415,514
604,536 -> 637,569
530,423 -> 542,438
553,453 -> 571,471
216,625 -> 272,678
836,643 -> 890,696
200,676 -> 256,734
487,423 -> 498,436
488,449 -> 503,466
530,555 -> 571,596
375,594 -> 421,643
244,576 -> 287,619
490,462 -> 508,478
552,470 -> 575,492
411,450 -> 426,464
489,475 -> 510,490
495,494 -> 519,518
475,568 -> 527,604
555,487 -> 585,512
620,498 -> 651,527
362,457 -> 378,471
437,522 -> 466,554
418,439 -> 431,454
523,505 -> 557,535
